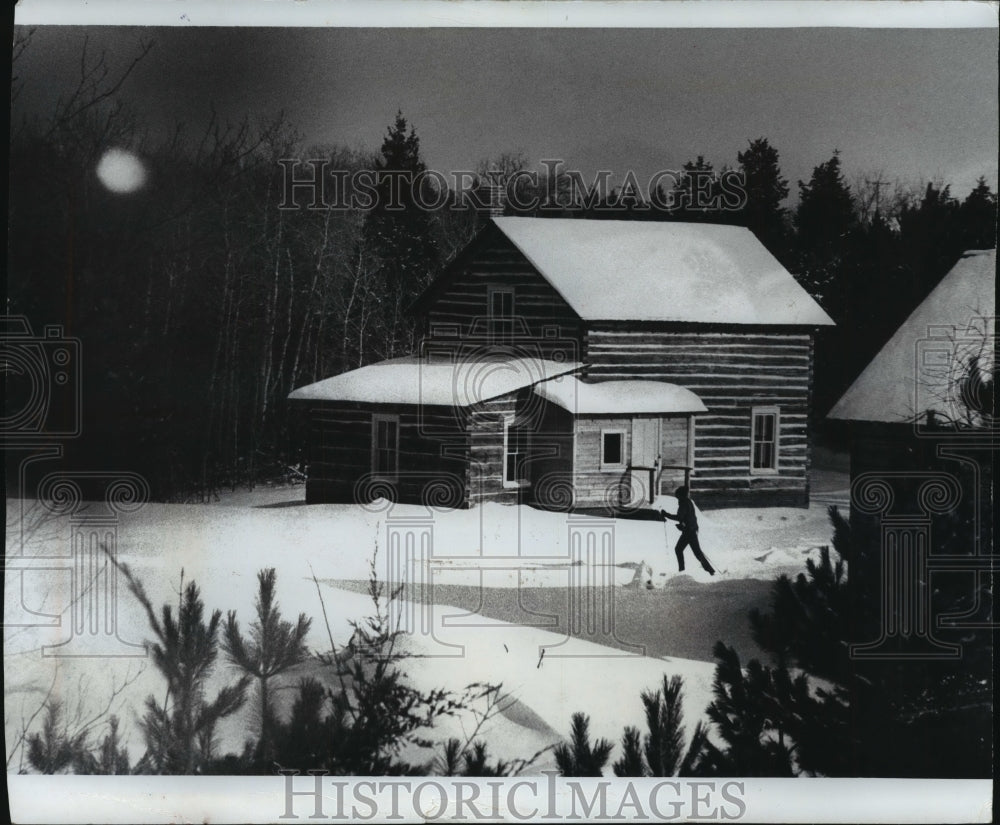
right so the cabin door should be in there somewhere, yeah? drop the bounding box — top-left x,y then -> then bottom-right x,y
630,418 -> 660,505
658,417 -> 693,495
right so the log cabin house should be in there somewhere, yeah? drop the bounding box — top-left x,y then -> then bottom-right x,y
827,248 -> 995,554
289,217 -> 834,510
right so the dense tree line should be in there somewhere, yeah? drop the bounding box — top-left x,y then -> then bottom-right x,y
7,35 -> 996,500
7,38 -> 482,499
529,142 -> 996,418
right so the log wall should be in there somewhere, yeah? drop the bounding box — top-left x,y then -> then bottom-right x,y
569,415 -> 694,508
573,415 -> 633,508
466,390 -> 525,507
302,401 -> 470,508
585,327 -> 814,507
423,233 -> 584,361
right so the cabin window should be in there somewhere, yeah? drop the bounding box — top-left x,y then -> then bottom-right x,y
600,429 -> 626,470
503,416 -> 529,487
372,414 -> 399,478
750,406 -> 779,473
488,286 -> 515,344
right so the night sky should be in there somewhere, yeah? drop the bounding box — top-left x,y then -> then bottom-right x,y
10,11 -> 999,202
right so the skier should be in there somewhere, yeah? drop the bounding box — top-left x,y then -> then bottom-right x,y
660,486 -> 715,575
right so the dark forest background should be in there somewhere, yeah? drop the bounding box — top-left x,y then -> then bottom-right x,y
6,31 -> 997,500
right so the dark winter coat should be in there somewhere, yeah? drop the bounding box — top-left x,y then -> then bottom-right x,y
676,498 -> 698,533
663,498 -> 698,533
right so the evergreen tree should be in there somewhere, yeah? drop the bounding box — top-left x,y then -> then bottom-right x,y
795,151 -> 856,252
554,712 -> 613,776
672,156 -> 725,222
612,727 -> 646,777
432,729 -> 552,776
959,176 -> 998,251
72,716 -> 132,775
735,138 -> 790,256
612,675 -> 710,777
459,741 -> 504,776
25,701 -> 88,775
792,151 -> 856,315
223,568 -> 312,770
641,675 -> 686,775
114,562 -> 251,774
361,111 -> 441,358
698,643 -> 800,777
813,208 -> 911,416
93,716 -> 132,775
266,558 -> 511,776
730,507 -> 992,777
677,509 -> 859,777
274,677 -> 337,772
749,543 -> 851,683
792,151 -> 861,415
296,558 -> 489,775
897,181 -> 963,300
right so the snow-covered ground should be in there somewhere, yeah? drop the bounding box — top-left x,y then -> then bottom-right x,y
5,481 -> 847,774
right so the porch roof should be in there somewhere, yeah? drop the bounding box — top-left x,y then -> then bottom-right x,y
534,376 -> 708,415
288,355 -> 583,407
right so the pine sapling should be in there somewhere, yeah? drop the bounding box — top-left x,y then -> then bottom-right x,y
25,701 -> 87,775
223,568 -> 312,766
611,675 -> 709,777
613,727 -> 645,777
110,556 -> 250,774
554,712 -> 613,777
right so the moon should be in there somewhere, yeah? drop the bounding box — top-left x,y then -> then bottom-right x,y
96,148 -> 147,194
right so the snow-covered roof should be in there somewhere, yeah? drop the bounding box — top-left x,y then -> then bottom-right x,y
288,355 -> 583,407
534,376 -> 707,415
828,249 -> 996,424
490,217 -> 835,326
